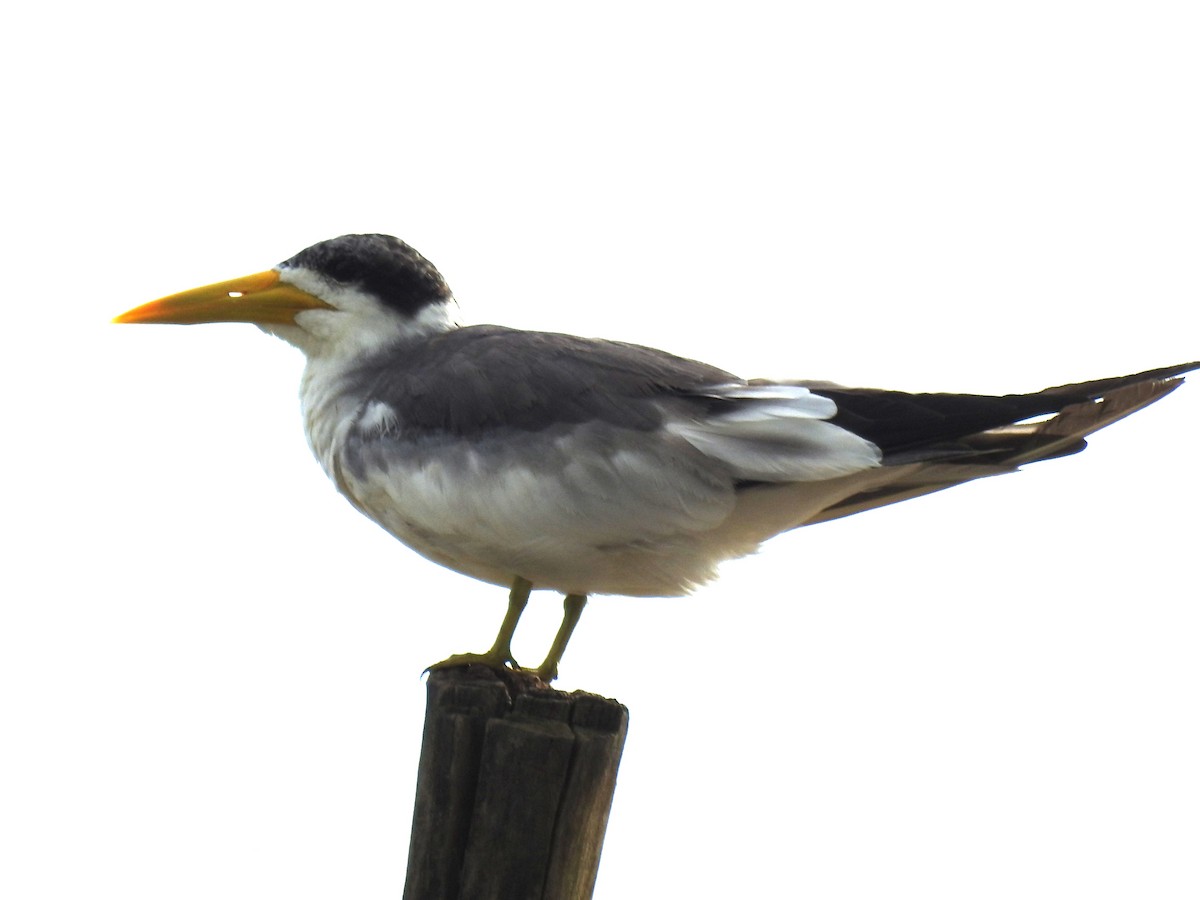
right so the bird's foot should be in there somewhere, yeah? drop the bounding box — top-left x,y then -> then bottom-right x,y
426,649 -> 520,675
425,651 -> 561,685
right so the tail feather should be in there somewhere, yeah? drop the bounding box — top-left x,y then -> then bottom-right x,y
807,360 -> 1199,458
1032,360 -> 1199,404
803,369 -> 1192,527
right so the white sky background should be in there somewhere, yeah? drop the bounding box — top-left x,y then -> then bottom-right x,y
2,2 -> 1198,898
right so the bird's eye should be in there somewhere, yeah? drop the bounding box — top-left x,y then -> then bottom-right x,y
324,260 -> 360,284
228,291 -> 245,298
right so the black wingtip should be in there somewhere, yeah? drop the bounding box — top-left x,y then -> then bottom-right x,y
812,360 -> 1197,458
1035,360 -> 1200,403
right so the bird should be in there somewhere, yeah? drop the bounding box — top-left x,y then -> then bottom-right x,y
115,233 -> 1197,681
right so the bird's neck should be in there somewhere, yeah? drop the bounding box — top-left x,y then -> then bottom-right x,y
297,301 -> 459,481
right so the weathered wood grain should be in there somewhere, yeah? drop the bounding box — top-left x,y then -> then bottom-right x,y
403,667 -> 628,900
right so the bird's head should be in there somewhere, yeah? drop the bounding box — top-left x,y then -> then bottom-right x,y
114,234 -> 458,358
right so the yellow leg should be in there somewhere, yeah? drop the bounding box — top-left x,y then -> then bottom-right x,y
534,593 -> 587,683
428,576 -> 532,672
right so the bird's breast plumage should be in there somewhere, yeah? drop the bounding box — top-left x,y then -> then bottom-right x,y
303,393 -> 745,595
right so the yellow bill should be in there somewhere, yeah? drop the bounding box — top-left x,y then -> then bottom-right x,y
114,270 -> 331,325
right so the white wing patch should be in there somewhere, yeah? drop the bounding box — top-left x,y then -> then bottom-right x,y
666,382 -> 882,481
695,382 -> 839,414
358,400 -> 399,436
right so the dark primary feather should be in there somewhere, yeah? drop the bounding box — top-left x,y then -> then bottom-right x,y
807,361 -> 1200,459
798,365 -> 1199,526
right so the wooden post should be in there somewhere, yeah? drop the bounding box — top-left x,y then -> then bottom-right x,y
404,667 -> 629,900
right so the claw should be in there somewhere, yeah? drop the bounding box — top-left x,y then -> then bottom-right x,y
426,649 -> 520,675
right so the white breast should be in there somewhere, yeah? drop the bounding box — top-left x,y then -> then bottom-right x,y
300,356 -> 363,485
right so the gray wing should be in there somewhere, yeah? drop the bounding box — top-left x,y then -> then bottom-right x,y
334,328 -> 881,567
344,325 -> 883,481
343,325 -> 737,436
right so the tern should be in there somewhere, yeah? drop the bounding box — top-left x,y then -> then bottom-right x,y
116,234 -> 1197,681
